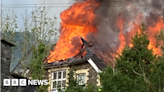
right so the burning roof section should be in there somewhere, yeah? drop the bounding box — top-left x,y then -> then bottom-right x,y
47,0 -> 164,67
44,38 -> 108,70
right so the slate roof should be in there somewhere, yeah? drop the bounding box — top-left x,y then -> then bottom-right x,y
90,54 -> 107,71
1,39 -> 15,47
44,57 -> 88,69
44,38 -> 107,71
10,72 -> 28,79
44,52 -> 107,71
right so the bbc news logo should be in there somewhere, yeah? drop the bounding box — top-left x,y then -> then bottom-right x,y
3,79 -> 48,86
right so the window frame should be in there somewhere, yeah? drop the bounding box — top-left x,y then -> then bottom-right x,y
76,73 -> 86,86
51,70 -> 66,91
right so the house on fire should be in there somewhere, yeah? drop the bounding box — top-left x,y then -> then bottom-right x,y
44,38 -> 107,92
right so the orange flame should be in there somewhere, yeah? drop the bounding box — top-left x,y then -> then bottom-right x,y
117,15 -> 164,56
48,0 -> 100,63
147,16 -> 164,55
116,14 -> 126,54
48,0 -> 164,63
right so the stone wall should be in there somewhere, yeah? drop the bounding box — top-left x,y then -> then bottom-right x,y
70,62 -> 98,88
1,39 -> 37,92
1,40 -> 12,76
1,40 -> 14,92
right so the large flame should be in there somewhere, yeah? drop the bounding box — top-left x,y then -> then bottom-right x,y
147,16 -> 164,55
48,0 -> 100,63
116,14 -> 126,54
117,15 -> 164,55
48,0 -> 164,63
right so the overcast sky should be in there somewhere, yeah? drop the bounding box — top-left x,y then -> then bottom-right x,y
2,0 -> 75,71
2,0 -> 75,29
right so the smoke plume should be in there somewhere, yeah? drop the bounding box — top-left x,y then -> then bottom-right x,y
91,0 -> 164,50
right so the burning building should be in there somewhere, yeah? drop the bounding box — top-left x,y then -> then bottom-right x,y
44,38 -> 107,91
44,0 -> 164,91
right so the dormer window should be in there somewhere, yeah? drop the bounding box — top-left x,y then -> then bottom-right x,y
76,73 -> 86,86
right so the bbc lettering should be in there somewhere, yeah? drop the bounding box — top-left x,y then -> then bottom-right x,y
3,79 -> 48,86
3,79 -> 26,86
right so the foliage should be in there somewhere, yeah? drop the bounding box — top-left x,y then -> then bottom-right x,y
1,6 -> 58,92
152,29 -> 164,92
1,6 -> 58,73
1,13 -> 18,42
29,43 -> 49,92
65,68 -> 97,92
156,30 -> 164,55
23,7 -> 57,92
100,24 -> 164,92
65,68 -> 83,92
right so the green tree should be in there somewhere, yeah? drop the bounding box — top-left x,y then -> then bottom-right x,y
1,6 -> 58,74
1,6 -> 58,92
151,29 -> 164,92
100,24 -> 158,92
29,43 -> 49,92
66,68 -> 96,92
66,68 -> 83,92
156,29 -> 164,55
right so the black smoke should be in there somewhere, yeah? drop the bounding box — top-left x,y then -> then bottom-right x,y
68,0 -> 163,65
90,0 -> 164,50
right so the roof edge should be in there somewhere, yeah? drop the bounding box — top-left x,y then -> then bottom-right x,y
87,58 -> 102,73
1,39 -> 15,46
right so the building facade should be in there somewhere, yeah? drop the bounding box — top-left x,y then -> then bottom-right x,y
44,54 -> 106,92
44,38 -> 109,92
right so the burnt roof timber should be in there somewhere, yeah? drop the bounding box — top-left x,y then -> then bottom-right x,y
44,38 -> 107,71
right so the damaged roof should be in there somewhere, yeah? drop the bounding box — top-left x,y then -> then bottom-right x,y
44,37 -> 107,71
44,52 -> 107,71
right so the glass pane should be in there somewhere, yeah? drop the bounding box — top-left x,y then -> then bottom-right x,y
63,71 -> 66,78
53,72 -> 57,79
62,80 -> 66,87
58,81 -> 61,88
58,72 -> 61,79
77,73 -> 86,85
52,81 -> 56,89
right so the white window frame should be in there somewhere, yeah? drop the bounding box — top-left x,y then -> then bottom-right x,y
76,73 -> 86,86
51,70 -> 66,91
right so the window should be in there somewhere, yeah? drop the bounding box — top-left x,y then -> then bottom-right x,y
58,72 -> 61,79
51,70 -> 66,91
76,73 -> 86,86
53,72 -> 57,79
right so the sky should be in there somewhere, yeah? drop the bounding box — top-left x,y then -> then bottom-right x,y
2,0 -> 74,29
1,0 -> 75,72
